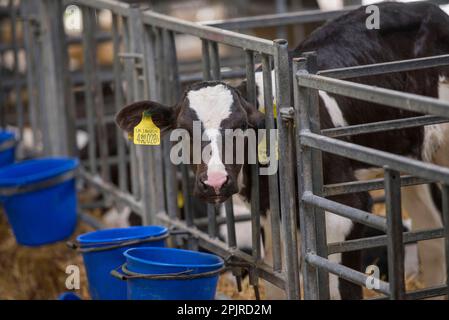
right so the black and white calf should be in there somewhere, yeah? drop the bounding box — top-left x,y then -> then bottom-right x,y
116,2 -> 449,299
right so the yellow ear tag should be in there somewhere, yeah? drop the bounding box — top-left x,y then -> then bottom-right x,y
133,112 -> 160,146
259,102 -> 277,119
258,134 -> 279,165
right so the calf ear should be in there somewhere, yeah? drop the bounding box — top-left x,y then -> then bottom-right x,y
115,100 -> 177,135
235,90 -> 265,130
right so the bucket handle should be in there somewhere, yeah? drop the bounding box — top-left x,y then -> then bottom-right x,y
0,170 -> 76,197
110,263 -> 226,281
67,232 -> 169,253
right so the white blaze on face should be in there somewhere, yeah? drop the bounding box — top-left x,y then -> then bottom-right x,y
187,84 -> 233,190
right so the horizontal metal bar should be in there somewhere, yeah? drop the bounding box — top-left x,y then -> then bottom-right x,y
369,284 -> 448,300
203,6 -> 356,30
78,168 -> 141,213
321,115 -> 448,138
63,0 -> 130,16
302,192 -> 387,232
156,212 -> 286,289
78,210 -> 106,229
194,213 -> 251,227
301,131 -> 449,185
306,253 -> 390,296
141,11 -> 275,55
328,227 -> 444,254
323,175 -> 432,197
296,73 -> 449,118
318,54 -> 449,79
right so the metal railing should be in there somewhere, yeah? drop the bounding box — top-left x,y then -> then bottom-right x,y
293,52 -> 449,299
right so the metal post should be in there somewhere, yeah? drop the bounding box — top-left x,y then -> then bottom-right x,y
112,13 -> 128,192
209,41 -> 220,80
128,5 -> 155,225
274,39 -> 301,299
202,39 -> 211,81
293,56 -> 320,299
441,184 -> 449,298
303,52 -> 329,299
37,0 -> 73,156
384,167 -> 405,299
82,6 -> 110,180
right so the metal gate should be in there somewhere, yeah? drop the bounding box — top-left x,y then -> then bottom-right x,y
5,0 -> 449,300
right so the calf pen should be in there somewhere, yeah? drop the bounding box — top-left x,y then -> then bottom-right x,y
3,0 -> 449,299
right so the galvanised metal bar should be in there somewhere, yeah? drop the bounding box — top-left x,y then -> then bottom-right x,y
442,184 -> 449,297
296,73 -> 449,118
128,6 -> 154,225
9,0 -> 24,154
384,168 -> 405,299
209,41 -> 221,81
293,57 -> 320,299
261,53 -> 282,273
163,29 -> 181,220
245,49 -> 262,297
37,0 -> 73,156
301,131 -> 449,185
112,13 -> 128,192
321,115 -> 448,138
81,6 -> 98,174
224,199 -> 237,247
305,253 -> 390,296
303,52 -> 329,300
207,205 -> 218,238
323,175 -> 432,197
274,39 -> 300,299
318,54 -> 449,79
328,227 -> 444,255
201,40 -> 211,81
141,10 -> 275,55
302,192 -> 387,232
82,6 -> 110,181
195,212 -> 251,227
21,0 -> 42,152
64,0 -> 130,16
79,169 -> 141,213
203,6 -> 356,30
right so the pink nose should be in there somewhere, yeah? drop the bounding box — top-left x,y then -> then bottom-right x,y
204,171 -> 228,193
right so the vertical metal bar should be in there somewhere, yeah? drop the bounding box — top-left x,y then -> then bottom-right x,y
201,39 -> 211,81
37,0 -> 72,156
245,49 -> 261,297
293,56 -> 319,300
112,13 -> 128,192
207,204 -> 218,238
162,29 -> 179,220
128,6 -> 156,225
209,41 -> 220,80
81,6 -> 98,174
122,17 -> 140,198
9,0 -> 24,156
303,52 -> 329,299
21,0 -> 42,152
261,54 -> 282,272
384,167 -> 405,300
442,184 -> 449,298
82,6 -> 110,181
274,39 -> 301,299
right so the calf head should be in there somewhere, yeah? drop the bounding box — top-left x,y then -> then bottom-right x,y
116,81 -> 265,203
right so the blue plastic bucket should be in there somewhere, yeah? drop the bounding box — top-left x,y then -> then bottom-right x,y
117,247 -> 224,300
0,131 -> 15,167
0,157 -> 78,246
76,226 -> 168,300
57,292 -> 81,300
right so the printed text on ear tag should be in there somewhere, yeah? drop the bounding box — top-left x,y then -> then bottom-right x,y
133,112 -> 160,146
